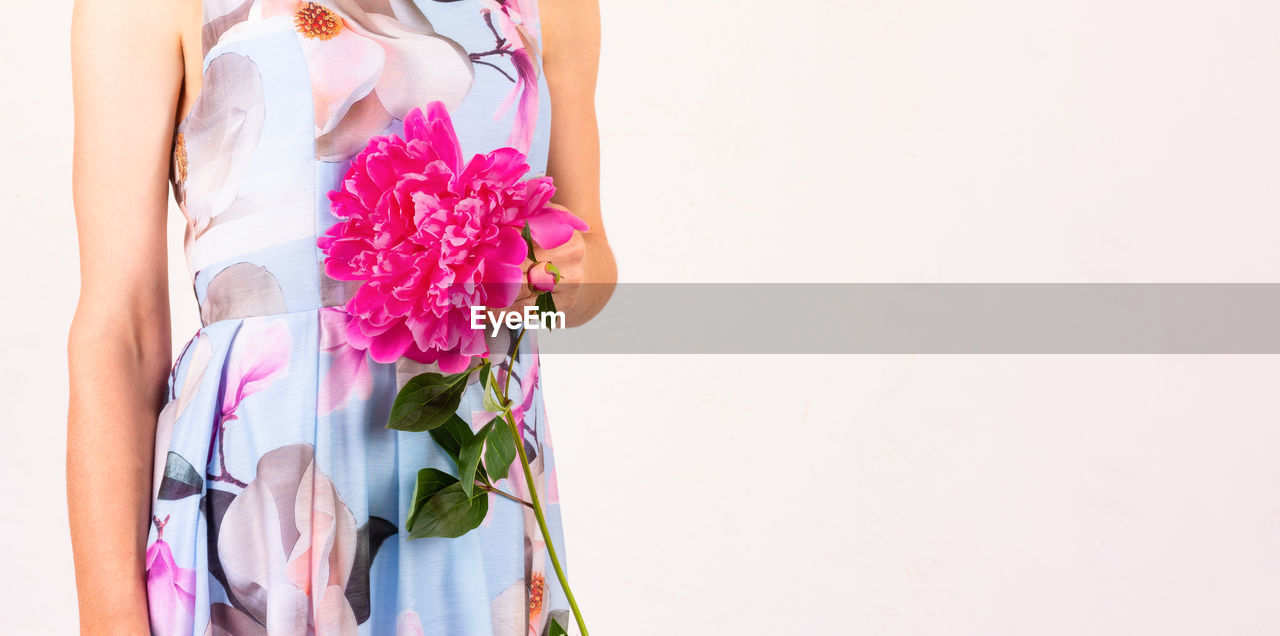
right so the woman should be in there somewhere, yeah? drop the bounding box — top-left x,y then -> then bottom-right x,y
67,0 -> 615,632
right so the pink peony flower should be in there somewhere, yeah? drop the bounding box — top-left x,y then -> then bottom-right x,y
318,100 -> 587,371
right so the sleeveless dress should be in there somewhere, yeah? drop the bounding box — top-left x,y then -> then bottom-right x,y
145,2 -> 574,634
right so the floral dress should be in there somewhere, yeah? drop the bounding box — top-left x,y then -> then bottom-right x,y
146,1 -> 573,634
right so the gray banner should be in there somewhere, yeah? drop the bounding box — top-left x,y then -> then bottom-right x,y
525,284 -> 1280,353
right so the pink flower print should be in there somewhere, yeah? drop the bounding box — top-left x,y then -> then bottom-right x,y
545,463 -> 559,505
209,318 -> 293,487
146,516 -> 198,636
319,307 -> 373,414
476,0 -> 544,154
221,318 -> 292,418
488,356 -> 540,441
500,47 -> 539,156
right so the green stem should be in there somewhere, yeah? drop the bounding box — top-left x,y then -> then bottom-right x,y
502,327 -> 525,403
502,408 -> 586,635
494,328 -> 589,636
479,481 -> 532,508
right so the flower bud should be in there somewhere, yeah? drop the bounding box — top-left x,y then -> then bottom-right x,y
528,262 -> 560,293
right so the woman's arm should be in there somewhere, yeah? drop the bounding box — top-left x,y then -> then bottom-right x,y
537,0 -> 617,327
68,0 -> 185,631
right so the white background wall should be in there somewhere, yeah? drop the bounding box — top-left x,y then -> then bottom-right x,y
4,1 -> 1280,633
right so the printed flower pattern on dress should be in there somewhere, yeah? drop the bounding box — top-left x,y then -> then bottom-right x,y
214,444 -> 359,633
150,1 -> 575,633
147,516 -> 199,636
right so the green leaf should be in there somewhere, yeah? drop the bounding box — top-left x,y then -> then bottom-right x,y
407,481 -> 489,539
405,468 -> 458,534
458,419 -> 495,497
388,370 -> 471,432
430,414 -> 492,484
522,223 -> 536,259
478,361 -> 490,389
547,616 -> 569,636
483,416 -> 518,482
482,369 -> 507,413
536,292 -> 557,327
427,414 -> 489,484
428,414 -> 474,463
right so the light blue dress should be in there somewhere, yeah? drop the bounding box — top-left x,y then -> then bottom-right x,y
144,2 -> 572,633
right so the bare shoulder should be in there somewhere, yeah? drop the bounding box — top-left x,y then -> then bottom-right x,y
540,0 -> 601,70
71,0 -> 188,140
71,0 -> 184,47
70,0 -> 188,304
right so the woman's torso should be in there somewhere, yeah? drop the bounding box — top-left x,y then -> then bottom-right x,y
169,0 -> 552,327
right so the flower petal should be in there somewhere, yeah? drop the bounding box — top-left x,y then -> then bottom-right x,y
367,321 -> 415,363
525,207 -> 589,249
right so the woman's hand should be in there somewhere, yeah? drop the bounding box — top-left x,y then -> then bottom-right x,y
503,204 -> 588,315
